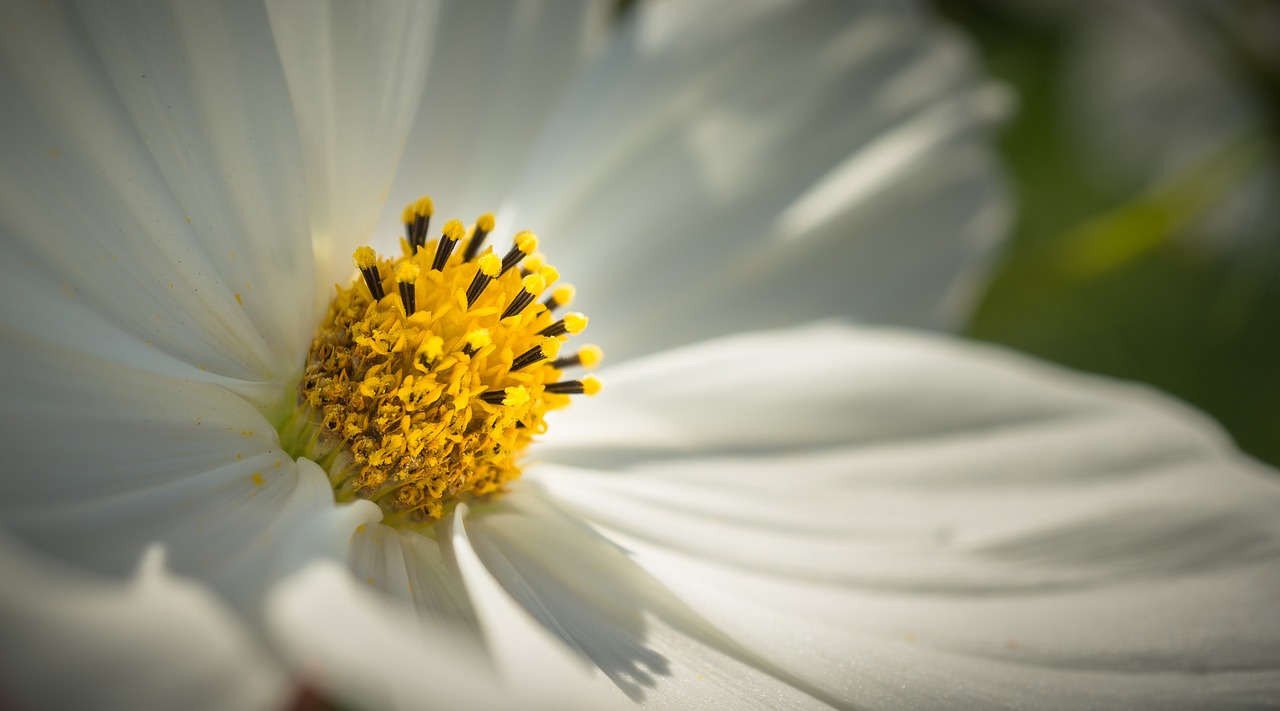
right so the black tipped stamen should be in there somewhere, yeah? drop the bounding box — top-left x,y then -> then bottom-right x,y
510,344 -> 549,372
399,281 -> 416,314
545,380 -> 586,395
466,272 -> 494,308
501,289 -> 537,320
479,390 -> 509,405
548,354 -> 582,369
360,267 -> 385,301
462,225 -> 491,262
539,319 -> 568,338
499,244 -> 528,276
542,293 -> 566,312
432,236 -> 458,272
411,214 -> 431,252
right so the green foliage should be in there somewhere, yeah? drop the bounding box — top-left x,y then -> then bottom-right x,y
941,1 -> 1280,466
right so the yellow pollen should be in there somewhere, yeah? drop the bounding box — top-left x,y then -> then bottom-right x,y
522,273 -> 547,296
353,246 -> 378,270
502,386 -> 529,408
293,195 -> 596,527
578,344 -> 603,368
514,230 -> 538,254
538,336 -> 563,361
442,219 -> 465,242
563,312 -> 588,334
523,253 -> 546,273
477,252 -> 502,278
395,261 -> 420,283
550,284 -> 575,306
465,328 -> 491,350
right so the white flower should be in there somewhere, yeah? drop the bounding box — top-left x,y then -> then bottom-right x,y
2,2 -> 1279,711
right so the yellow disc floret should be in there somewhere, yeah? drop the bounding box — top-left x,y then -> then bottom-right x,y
295,197 -> 597,528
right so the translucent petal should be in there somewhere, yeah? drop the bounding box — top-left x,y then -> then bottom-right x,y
0,0 -> 314,400
373,0 -> 611,241
267,0 -> 440,295
0,536 -> 289,711
510,0 -> 1011,363
532,323 -> 1280,706
268,529 -> 627,710
347,521 -> 484,653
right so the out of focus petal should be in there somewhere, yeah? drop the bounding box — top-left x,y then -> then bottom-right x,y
512,0 -> 1010,363
0,535 -> 289,711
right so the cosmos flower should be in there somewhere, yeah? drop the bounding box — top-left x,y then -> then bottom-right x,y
2,2 -> 1279,711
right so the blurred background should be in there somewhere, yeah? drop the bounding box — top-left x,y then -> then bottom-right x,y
935,0 -> 1280,467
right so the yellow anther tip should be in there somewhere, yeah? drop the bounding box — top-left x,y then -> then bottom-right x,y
523,253 -> 546,273
477,252 -> 502,278
353,246 -> 378,270
466,328 -> 491,349
415,195 -> 435,216
477,213 -> 496,232
540,336 -> 562,360
503,386 -> 529,408
538,265 -> 560,285
515,231 -> 538,254
395,261 -> 420,283
401,205 -> 415,224
552,284 -> 576,305
522,273 -> 547,296
443,219 -> 465,241
582,375 -> 602,396
578,344 -> 603,368
564,312 -> 588,334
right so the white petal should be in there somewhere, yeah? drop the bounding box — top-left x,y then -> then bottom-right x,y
0,535 -> 289,711
267,0 -> 440,294
0,0 -> 316,399
267,528 -> 627,710
460,484 -> 849,709
0,334 -> 371,612
347,521 -> 484,652
533,323 -> 1280,707
510,0 -> 1010,363
373,0 -> 611,240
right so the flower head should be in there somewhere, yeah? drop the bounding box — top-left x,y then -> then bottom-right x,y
2,1 -> 1279,710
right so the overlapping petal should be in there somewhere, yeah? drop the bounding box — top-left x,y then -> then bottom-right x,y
508,0 -> 1011,363
527,323 -> 1280,707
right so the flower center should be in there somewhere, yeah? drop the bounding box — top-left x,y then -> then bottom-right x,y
283,195 -> 600,528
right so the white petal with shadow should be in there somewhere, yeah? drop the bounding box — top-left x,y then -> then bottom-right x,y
0,0 -> 315,404
510,0 -> 1010,363
0,535 -> 289,711
530,323 -> 1280,707
347,521 -> 484,654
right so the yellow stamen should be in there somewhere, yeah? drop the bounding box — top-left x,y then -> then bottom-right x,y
545,284 -> 575,310
294,196 -> 597,526
563,312 -> 588,334
353,246 -> 378,271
